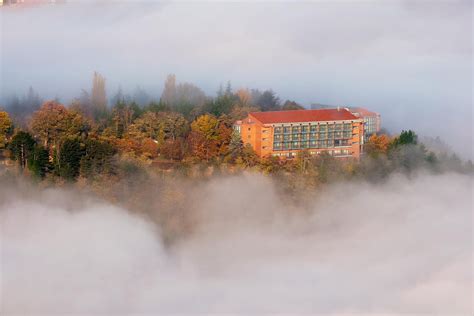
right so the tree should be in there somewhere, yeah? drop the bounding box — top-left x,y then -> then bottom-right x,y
30,101 -> 90,152
282,100 -> 304,110
235,88 -> 252,107
111,100 -> 139,138
57,138 -> 84,180
29,145 -> 50,179
9,131 -> 35,170
70,89 -> 93,119
4,87 -> 42,127
189,114 -> 220,161
227,130 -> 244,162
160,138 -> 186,161
216,116 -> 233,156
256,90 -> 280,111
132,86 -> 151,107
161,74 -> 177,106
158,112 -> 189,142
365,134 -> 391,157
392,130 -> 417,147
128,111 -> 162,141
0,111 -> 13,148
146,100 -> 170,113
91,71 -> 108,120
80,139 -> 117,179
204,94 -> 235,116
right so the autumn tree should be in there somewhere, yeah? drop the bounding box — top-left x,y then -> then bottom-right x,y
0,111 -> 13,149
365,134 -> 391,157
159,112 -> 189,141
127,111 -> 188,157
111,100 -> 140,138
127,112 -> 161,141
235,88 -> 252,107
160,138 -> 186,161
216,115 -> 233,156
189,114 -> 220,161
30,101 -> 90,152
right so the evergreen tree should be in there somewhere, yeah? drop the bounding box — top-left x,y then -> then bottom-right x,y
57,138 -> 84,180
9,131 -> 36,170
80,139 -> 117,179
29,145 -> 50,178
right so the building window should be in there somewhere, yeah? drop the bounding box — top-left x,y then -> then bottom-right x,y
283,127 -> 291,134
274,127 -> 283,134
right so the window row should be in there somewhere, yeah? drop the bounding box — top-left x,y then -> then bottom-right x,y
274,123 -> 352,134
273,139 -> 350,150
272,149 -> 351,157
274,131 -> 352,141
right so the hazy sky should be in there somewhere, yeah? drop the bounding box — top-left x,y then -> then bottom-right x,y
0,1 -> 472,157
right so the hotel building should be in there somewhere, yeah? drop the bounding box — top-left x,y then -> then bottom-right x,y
235,108 -> 364,159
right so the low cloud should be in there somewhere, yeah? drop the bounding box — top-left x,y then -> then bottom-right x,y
1,172 -> 472,314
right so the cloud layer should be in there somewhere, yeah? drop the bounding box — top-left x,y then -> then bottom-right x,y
1,172 -> 472,314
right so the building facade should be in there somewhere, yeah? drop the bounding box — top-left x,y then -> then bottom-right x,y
348,107 -> 381,140
235,108 -> 364,159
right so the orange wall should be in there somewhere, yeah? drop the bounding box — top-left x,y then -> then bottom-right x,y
239,115 -> 364,160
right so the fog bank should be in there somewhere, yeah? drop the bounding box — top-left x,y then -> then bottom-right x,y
1,172 -> 472,315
